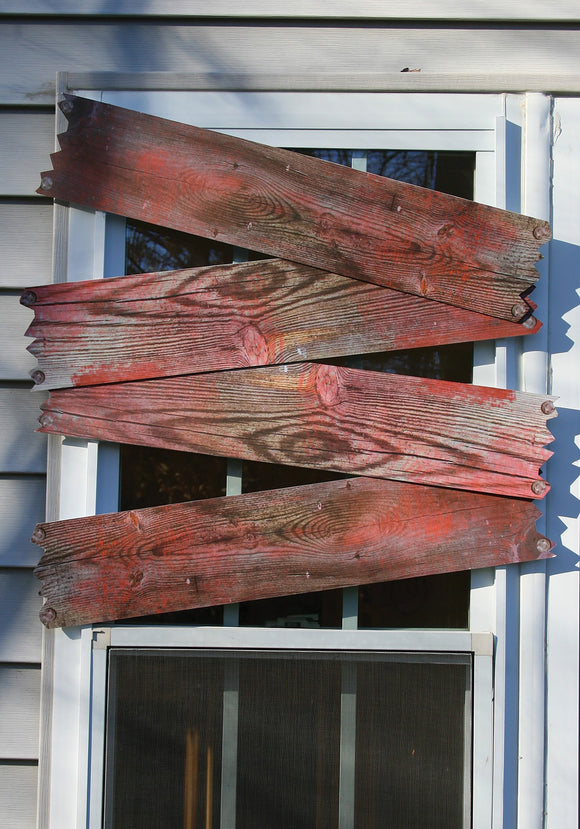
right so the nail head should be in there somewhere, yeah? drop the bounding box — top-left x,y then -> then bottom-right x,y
31,370 -> 45,385
511,302 -> 528,319
536,537 -> 552,554
541,400 -> 555,416
533,224 -> 551,241
40,607 -> 57,625
20,290 -> 37,307
31,526 -> 46,544
531,480 -> 547,496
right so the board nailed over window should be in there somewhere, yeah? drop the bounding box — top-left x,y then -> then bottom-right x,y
26,96 -> 555,628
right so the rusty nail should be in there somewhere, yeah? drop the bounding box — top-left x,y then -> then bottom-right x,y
531,480 -> 547,496
511,302 -> 528,319
60,99 -> 73,115
40,607 -> 57,625
40,176 -> 53,191
536,537 -> 552,554
522,315 -> 537,329
541,400 -> 555,416
31,526 -> 46,544
20,290 -> 37,307
533,224 -> 551,241
31,369 -> 45,385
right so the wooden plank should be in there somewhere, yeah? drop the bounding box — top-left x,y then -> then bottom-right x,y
0,201 -> 53,288
40,96 -> 550,321
0,762 -> 38,829
0,476 -> 45,567
39,362 -> 555,499
0,388 -> 48,474
0,570 -> 43,663
0,294 -> 38,380
23,259 -> 540,390
0,666 -> 41,759
0,113 -> 54,197
32,477 -> 553,629
4,1 -> 580,20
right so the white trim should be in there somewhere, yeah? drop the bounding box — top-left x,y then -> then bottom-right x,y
6,1 -> 580,20
517,94 -> 551,829
69,71 -> 580,94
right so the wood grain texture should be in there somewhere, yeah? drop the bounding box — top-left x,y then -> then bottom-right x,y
23,259 -> 540,390
39,96 -> 550,321
32,477 -> 553,628
38,362 -> 555,499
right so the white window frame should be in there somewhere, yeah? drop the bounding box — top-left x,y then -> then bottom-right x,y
39,82 -> 559,829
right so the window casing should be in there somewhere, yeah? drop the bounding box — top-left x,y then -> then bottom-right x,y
44,88 -> 515,829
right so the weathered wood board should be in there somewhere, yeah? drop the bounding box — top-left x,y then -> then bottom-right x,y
23,259 -> 540,390
38,362 -> 555,499
32,476 -> 553,629
38,95 -> 550,321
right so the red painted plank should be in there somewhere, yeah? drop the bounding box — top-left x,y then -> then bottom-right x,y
22,259 -> 540,390
38,362 -> 555,499
32,477 -> 553,628
38,95 -> 550,322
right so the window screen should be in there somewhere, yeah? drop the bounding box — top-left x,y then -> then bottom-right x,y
104,648 -> 472,829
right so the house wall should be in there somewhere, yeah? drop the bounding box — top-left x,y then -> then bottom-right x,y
0,6 -> 578,828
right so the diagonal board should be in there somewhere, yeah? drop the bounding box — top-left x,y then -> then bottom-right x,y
22,259 -> 541,391
32,477 -> 553,629
39,362 -> 555,499
38,95 -> 550,322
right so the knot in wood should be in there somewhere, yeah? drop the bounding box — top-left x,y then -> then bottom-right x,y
241,325 -> 269,366
315,364 -> 340,407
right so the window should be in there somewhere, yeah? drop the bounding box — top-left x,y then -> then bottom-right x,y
88,627 -> 492,829
47,88 -> 504,829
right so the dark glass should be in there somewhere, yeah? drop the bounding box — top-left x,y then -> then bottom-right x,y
105,649 -> 470,829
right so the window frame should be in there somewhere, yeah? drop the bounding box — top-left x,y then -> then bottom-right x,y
40,83 -> 536,829
86,626 -> 493,829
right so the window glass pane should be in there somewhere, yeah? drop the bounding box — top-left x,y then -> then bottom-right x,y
104,648 -> 471,829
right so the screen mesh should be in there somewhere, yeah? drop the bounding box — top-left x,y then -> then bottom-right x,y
104,649 -> 471,829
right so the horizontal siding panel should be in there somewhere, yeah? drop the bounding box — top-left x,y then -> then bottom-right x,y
0,761 -> 38,829
2,23 -> 580,104
0,387 -> 47,474
0,202 -> 53,288
3,1 -> 580,20
0,294 -> 37,380
0,113 -> 54,196
0,666 -> 40,759
0,477 -> 45,567
0,570 -> 43,663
